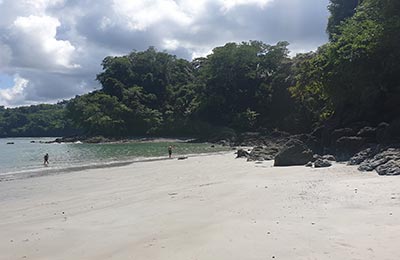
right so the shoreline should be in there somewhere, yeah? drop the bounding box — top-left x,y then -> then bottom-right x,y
0,151 -> 232,182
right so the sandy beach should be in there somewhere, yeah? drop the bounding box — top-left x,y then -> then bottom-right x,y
1,152 -> 400,260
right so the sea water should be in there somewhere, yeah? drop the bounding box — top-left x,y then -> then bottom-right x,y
0,137 -> 229,181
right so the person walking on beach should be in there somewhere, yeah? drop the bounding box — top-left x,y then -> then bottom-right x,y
43,153 -> 49,165
168,145 -> 173,158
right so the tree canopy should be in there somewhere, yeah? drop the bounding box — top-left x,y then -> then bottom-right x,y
2,0 -> 399,138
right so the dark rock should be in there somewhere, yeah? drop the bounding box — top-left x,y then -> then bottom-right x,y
322,154 -> 336,161
247,146 -> 279,161
86,136 -> 109,143
236,149 -> 250,158
349,147 -> 377,165
6,142 -> 14,144
274,139 -> 313,166
335,136 -> 366,161
376,160 -> 400,176
377,119 -> 400,144
358,148 -> 400,173
331,128 -> 357,145
359,158 -> 390,171
314,159 -> 332,168
376,122 -> 390,144
357,127 -> 377,142
312,154 -> 322,162
177,156 -> 188,160
310,126 -> 324,139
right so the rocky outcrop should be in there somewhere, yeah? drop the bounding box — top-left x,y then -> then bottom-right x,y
247,146 -> 280,161
357,126 -> 377,142
348,147 -> 378,165
236,149 -> 250,158
357,148 -> 400,175
376,160 -> 400,176
314,159 -> 332,168
335,136 -> 366,161
274,139 -> 313,166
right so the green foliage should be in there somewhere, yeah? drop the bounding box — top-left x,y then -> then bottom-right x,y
6,0 -> 399,137
195,41 -> 296,131
327,0 -> 359,39
292,0 -> 400,126
0,103 -> 77,137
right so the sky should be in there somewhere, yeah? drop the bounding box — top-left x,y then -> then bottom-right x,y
0,0 -> 330,107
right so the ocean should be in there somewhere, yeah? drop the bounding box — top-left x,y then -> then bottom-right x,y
0,137 -> 229,181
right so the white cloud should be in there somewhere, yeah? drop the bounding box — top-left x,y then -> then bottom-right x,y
220,0 -> 273,12
22,0 -> 64,12
12,15 -> 79,69
0,75 -> 29,107
0,0 -> 329,107
112,0 -> 192,31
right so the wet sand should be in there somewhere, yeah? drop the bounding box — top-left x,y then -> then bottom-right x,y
1,152 -> 399,260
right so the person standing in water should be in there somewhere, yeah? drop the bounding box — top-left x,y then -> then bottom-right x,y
168,146 -> 173,158
44,153 -> 49,165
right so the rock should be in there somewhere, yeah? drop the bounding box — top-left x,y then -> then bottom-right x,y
357,126 -> 377,142
376,160 -> 400,176
177,156 -> 188,160
314,159 -> 332,168
359,157 -> 390,171
274,139 -> 313,166
305,161 -> 313,167
331,128 -> 357,145
248,146 -> 279,161
322,154 -> 336,161
6,142 -> 14,144
312,154 -> 322,162
236,149 -> 250,158
348,147 -> 377,165
377,119 -> 400,144
335,136 -> 366,161
358,148 -> 400,173
376,122 -> 390,143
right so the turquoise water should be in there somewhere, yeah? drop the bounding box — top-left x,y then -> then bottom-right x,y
0,138 -> 228,180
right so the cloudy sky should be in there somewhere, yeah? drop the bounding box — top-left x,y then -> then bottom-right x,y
0,0 -> 330,107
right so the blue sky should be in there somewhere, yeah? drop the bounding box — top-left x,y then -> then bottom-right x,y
0,0 -> 330,107
0,74 -> 13,89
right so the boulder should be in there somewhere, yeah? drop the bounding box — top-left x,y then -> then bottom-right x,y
247,146 -> 279,161
274,139 -> 313,166
335,136 -> 366,161
358,148 -> 400,173
236,149 -> 250,158
314,159 -> 332,168
349,147 -> 375,165
357,126 -> 377,142
331,128 -> 357,145
312,154 -> 322,162
322,154 -> 336,161
376,160 -> 400,176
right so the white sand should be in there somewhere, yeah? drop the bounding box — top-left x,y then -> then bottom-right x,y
1,152 -> 400,260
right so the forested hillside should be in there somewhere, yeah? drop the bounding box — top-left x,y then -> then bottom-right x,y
0,103 -> 77,137
1,0 -> 399,139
